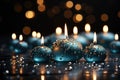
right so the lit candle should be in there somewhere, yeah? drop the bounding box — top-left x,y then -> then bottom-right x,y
47,26 -> 66,47
81,23 -> 94,44
14,34 -> 28,54
52,23 -> 83,62
9,33 -> 19,52
83,32 -> 107,63
27,31 -> 41,49
70,26 -> 89,48
110,34 -> 120,54
98,25 -> 114,48
31,36 -> 52,63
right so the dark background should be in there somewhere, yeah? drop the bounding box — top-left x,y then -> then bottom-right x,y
0,0 -> 120,36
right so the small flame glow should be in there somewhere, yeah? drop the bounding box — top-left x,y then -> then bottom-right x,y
115,34 -> 119,40
32,31 -> 37,38
56,27 -> 62,35
93,70 -> 97,80
41,36 -> 44,45
41,75 -> 45,80
19,34 -> 23,41
36,32 -> 41,38
12,33 -> 16,40
73,26 -> 78,35
103,25 -> 108,33
85,23 -> 91,33
64,23 -> 68,38
93,32 -> 97,43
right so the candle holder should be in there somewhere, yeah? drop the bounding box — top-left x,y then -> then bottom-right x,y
52,38 -> 83,62
83,32 -> 107,63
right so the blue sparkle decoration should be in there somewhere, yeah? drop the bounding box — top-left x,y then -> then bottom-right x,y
52,39 -> 83,62
83,43 -> 107,63
110,41 -> 120,54
31,46 -> 52,63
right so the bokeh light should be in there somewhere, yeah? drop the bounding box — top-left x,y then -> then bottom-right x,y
22,26 -> 31,35
37,0 -> 44,5
117,11 -> 120,18
73,14 -> 83,23
64,9 -> 73,19
51,6 -> 60,15
14,3 -> 22,13
38,4 -> 46,12
101,13 -> 109,22
75,4 -> 82,11
25,10 -> 35,19
66,1 -> 74,8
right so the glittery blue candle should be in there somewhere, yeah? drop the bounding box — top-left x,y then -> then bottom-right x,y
31,36 -> 52,63
83,32 -> 107,63
70,26 -> 89,48
52,23 -> 83,62
13,35 -> 28,54
110,34 -> 120,54
97,25 -> 114,48
9,33 -> 19,52
80,23 -> 94,44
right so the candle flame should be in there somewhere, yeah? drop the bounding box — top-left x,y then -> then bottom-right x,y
12,33 -> 16,40
115,34 -> 119,40
56,27 -> 62,35
41,75 -> 45,80
93,32 -> 97,43
103,25 -> 108,33
85,23 -> 91,33
64,23 -> 68,38
32,31 -> 37,38
19,34 -> 23,41
36,32 -> 41,38
73,26 -> 78,35
41,36 -> 44,45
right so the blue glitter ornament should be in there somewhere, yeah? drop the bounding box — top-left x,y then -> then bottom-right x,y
52,38 -> 83,62
31,46 -> 52,63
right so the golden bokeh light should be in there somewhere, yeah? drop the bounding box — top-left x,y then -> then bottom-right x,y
23,26 -> 31,35
12,33 -> 17,40
85,23 -> 91,33
38,4 -> 46,12
101,13 -> 109,22
73,26 -> 78,35
56,27 -> 62,35
66,1 -> 74,8
73,14 -> 83,23
103,25 -> 108,33
25,10 -> 35,19
115,34 -> 119,40
75,4 -> 82,11
37,0 -> 44,5
64,9 -> 73,19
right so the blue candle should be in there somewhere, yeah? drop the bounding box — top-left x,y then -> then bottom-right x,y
80,23 -> 94,44
31,36 -> 52,63
98,25 -> 114,48
9,33 -> 19,52
13,35 -> 28,54
83,32 -> 107,63
70,26 -> 89,48
52,23 -> 83,62
110,34 -> 120,54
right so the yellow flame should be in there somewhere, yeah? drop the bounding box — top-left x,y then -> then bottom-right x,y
41,36 -> 44,45
12,33 -> 17,40
19,67 -> 23,74
32,31 -> 37,38
36,32 -> 41,38
115,34 -> 119,40
73,26 -> 78,35
93,70 -> 97,80
64,23 -> 68,38
85,23 -> 91,33
56,27 -> 62,35
93,32 -> 97,43
19,34 -> 23,41
103,25 -> 108,33
41,75 -> 45,80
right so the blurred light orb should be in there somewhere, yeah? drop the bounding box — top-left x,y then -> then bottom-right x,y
117,11 -> 120,18
25,10 -> 35,19
14,3 -> 22,13
23,26 -> 31,35
64,9 -> 73,19
37,0 -> 44,5
73,14 -> 83,23
66,1 -> 74,8
101,13 -> 109,22
75,4 -> 82,11
38,5 -> 46,12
